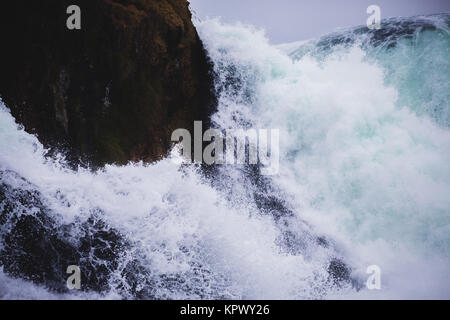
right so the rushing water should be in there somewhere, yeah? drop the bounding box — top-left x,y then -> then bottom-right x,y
1,13 -> 449,299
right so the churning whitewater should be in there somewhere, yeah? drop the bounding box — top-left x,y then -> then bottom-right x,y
1,13 -> 450,299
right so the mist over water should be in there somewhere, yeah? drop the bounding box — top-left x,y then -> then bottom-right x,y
1,14 -> 449,299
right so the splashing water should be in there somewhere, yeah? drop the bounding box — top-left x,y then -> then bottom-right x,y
1,13 -> 450,299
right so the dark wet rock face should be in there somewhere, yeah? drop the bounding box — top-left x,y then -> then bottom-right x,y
0,0 -> 216,167
0,170 -> 128,293
0,170 -> 160,297
0,170 -> 230,298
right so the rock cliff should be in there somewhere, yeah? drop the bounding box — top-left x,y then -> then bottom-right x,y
0,0 -> 216,166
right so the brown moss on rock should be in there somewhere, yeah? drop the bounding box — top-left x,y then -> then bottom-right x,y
0,0 -> 216,167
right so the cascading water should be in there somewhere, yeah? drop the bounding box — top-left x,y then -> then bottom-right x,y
0,13 -> 449,299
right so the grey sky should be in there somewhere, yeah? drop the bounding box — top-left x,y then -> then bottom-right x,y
189,0 -> 450,44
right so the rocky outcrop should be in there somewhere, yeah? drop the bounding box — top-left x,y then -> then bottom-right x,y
0,169 -> 231,298
0,0 -> 216,166
0,169 -> 157,297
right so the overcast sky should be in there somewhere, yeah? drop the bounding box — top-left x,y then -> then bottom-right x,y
189,0 -> 450,44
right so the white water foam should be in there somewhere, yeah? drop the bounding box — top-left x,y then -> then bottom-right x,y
197,18 -> 450,299
0,102 -> 334,299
